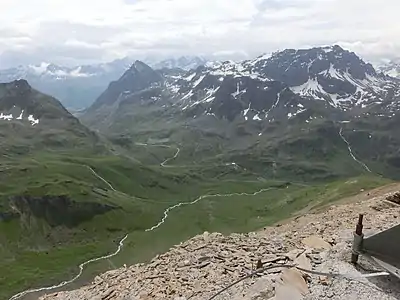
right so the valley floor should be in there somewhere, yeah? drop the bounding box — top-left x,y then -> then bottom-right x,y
40,183 -> 400,300
2,139 -> 393,300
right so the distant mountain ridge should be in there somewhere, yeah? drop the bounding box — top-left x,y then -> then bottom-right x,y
0,56 -> 208,110
0,59 -> 133,111
155,45 -> 399,121
149,56 -> 208,71
3,52 -> 399,112
376,60 -> 400,79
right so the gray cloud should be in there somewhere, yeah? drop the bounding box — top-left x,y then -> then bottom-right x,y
37,21 -> 125,44
255,0 -> 306,10
1,0 -> 399,68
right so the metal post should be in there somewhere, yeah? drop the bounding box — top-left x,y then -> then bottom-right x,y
351,214 -> 364,264
256,259 -> 263,270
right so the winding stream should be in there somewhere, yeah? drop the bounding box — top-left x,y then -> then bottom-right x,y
9,148 -> 271,300
339,127 -> 372,173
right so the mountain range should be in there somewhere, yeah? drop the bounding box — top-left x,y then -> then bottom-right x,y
2,45 -> 400,299
149,56 -> 208,71
1,53 -> 399,112
0,56 -> 208,111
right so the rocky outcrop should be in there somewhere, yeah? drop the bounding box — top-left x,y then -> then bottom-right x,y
386,192 -> 400,204
41,186 -> 400,300
9,195 -> 117,228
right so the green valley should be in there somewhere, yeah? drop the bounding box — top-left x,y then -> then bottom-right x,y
0,144 -> 391,299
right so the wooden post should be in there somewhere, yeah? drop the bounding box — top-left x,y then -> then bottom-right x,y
351,214 -> 364,264
256,259 -> 263,270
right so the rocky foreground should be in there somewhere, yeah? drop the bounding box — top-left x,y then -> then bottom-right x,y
41,184 -> 400,300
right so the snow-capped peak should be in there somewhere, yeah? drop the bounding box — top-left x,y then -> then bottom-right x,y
29,62 -> 51,75
149,56 -> 208,71
376,60 -> 400,79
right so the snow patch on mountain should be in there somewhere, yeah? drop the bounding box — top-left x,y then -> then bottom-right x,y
28,115 -> 40,126
208,61 -> 270,82
288,108 -> 306,119
250,53 -> 271,66
323,64 -> 342,79
193,75 -> 206,88
17,110 -> 24,120
290,65 -> 392,109
0,113 -> 13,121
0,110 -> 39,126
321,46 -> 334,53
290,78 -> 325,98
253,114 -> 262,121
184,72 -> 197,81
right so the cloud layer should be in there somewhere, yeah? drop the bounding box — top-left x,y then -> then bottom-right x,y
1,0 -> 399,67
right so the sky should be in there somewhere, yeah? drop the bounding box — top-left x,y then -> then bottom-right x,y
0,0 -> 399,68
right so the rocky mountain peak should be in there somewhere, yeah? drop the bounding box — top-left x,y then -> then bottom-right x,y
88,61 -> 164,111
130,60 -> 154,73
119,60 -> 162,83
0,79 -> 81,128
0,80 -> 34,107
8,79 -> 32,91
244,45 -> 396,110
258,45 -> 378,86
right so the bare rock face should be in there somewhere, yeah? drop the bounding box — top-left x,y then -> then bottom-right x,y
40,189 -> 400,300
9,195 -> 116,227
386,192 -> 400,204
